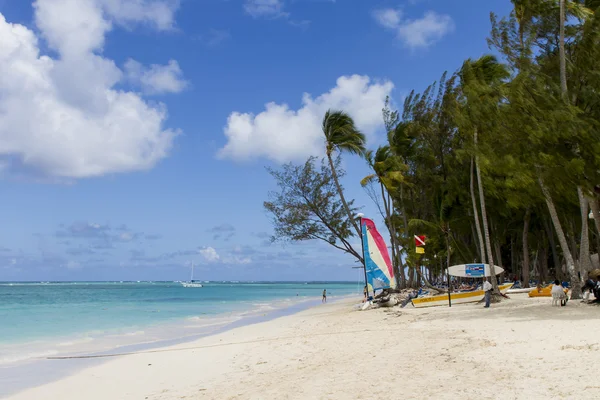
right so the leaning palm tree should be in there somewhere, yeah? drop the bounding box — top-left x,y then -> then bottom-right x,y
323,110 -> 366,237
459,55 -> 510,294
361,146 -> 406,287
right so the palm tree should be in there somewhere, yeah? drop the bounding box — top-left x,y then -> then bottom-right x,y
470,157 -> 486,264
538,177 -> 578,293
474,129 -> 500,292
459,55 -> 510,293
388,121 -> 416,240
556,0 -> 590,298
361,146 -> 406,287
322,110 -> 366,238
559,0 -> 568,99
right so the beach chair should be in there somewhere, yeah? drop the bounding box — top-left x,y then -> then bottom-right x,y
552,291 -> 567,306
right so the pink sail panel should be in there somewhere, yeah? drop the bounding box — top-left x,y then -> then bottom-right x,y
361,217 -> 396,291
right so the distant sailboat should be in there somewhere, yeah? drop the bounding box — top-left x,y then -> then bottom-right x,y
181,262 -> 203,288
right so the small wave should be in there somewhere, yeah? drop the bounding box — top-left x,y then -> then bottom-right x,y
57,337 -> 94,347
0,349 -> 59,365
123,330 -> 145,337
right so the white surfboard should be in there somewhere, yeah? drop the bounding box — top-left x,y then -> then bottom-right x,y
447,263 -> 504,278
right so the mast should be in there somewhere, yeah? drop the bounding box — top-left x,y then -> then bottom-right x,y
190,262 -> 194,282
357,213 -> 369,300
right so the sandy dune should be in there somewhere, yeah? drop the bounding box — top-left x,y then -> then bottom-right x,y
7,294 -> 600,400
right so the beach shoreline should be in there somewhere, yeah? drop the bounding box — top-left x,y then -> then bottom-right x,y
5,293 -> 600,400
0,293 -> 357,398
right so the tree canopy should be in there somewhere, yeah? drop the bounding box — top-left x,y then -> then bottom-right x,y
265,2 -> 600,291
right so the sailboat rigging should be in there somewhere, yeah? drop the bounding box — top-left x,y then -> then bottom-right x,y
181,262 -> 203,288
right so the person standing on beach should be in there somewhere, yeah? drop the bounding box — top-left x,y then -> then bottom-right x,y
483,278 -> 492,308
322,289 -> 327,303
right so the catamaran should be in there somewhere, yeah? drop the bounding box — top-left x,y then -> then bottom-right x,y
411,263 -> 513,308
181,262 -> 203,288
411,282 -> 513,308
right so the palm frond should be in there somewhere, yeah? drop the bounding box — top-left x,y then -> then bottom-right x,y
408,218 -> 442,232
322,109 -> 366,157
360,174 -> 377,187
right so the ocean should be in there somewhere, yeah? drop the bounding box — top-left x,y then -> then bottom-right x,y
0,281 -> 360,369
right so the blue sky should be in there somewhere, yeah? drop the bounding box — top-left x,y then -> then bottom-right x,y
0,0 -> 512,281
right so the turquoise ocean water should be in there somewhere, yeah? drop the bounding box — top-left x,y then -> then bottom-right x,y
0,281 -> 359,368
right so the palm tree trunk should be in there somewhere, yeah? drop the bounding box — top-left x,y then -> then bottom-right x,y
559,0 -> 568,101
540,238 -> 549,284
327,152 -> 361,237
543,215 -> 561,279
388,192 -> 406,288
511,235 -> 516,278
445,228 -> 452,291
494,238 -> 504,283
470,219 -> 480,261
538,176 -> 581,298
578,187 -> 592,276
400,184 -> 409,235
589,196 -> 600,252
470,158 -> 486,263
380,183 -> 401,288
522,208 -> 531,288
399,184 -> 410,288
568,219 -> 579,269
408,266 -> 415,288
474,130 -> 499,292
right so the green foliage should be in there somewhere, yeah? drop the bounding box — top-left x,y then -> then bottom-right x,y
263,2 -> 600,285
264,156 -> 362,262
323,109 -> 366,157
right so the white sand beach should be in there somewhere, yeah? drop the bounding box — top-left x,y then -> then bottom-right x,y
7,295 -> 600,400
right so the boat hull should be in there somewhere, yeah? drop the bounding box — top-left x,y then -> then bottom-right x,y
411,283 -> 513,308
507,287 -> 534,294
181,282 -> 203,288
528,284 -> 568,297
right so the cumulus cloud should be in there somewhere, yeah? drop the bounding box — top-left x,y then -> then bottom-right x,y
244,0 -> 288,18
373,8 -> 454,49
199,246 -> 220,262
124,59 -> 188,95
0,0 -> 183,179
223,254 -> 252,265
373,8 -> 402,29
99,0 -> 180,30
218,75 -> 394,163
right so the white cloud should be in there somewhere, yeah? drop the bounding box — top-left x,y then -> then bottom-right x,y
373,8 -> 402,30
244,0 -> 288,18
125,59 -> 188,95
199,247 -> 220,262
373,8 -> 454,49
99,0 -> 180,31
218,75 -> 394,163
0,0 -> 183,179
224,255 -> 252,265
196,29 -> 231,47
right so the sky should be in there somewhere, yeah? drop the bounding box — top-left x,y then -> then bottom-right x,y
0,0 -> 513,282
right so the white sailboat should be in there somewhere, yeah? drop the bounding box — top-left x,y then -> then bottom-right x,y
181,262 -> 203,288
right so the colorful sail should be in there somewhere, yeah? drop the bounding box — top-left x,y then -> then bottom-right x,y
361,218 -> 396,292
